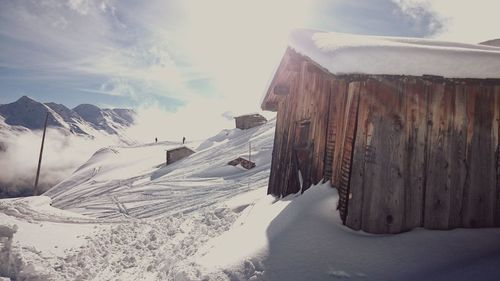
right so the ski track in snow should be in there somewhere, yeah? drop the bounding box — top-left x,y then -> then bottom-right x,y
0,120 -> 275,281
46,120 -> 274,220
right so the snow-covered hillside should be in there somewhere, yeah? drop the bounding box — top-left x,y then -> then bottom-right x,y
45,120 -> 274,219
1,118 -> 500,281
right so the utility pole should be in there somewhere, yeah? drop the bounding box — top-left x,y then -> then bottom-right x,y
34,112 -> 49,196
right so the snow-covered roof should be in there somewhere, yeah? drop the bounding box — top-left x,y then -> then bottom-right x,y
289,29 -> 500,79
167,146 -> 195,153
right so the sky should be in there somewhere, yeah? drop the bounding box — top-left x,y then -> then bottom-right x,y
1,0 -> 500,115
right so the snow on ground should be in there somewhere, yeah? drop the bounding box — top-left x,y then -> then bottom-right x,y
192,183 -> 500,281
0,120 -> 275,280
0,196 -> 104,280
289,28 -> 500,79
1,117 -> 500,281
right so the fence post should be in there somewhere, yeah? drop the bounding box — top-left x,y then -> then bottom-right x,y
34,112 -> 49,196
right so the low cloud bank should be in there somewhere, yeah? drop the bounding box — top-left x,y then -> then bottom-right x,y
0,129 -> 120,198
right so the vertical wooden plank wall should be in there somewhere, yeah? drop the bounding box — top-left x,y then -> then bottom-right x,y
462,85 -> 497,227
330,81 -> 349,188
268,57 -> 336,197
496,86 -> 500,226
424,82 -> 453,229
345,78 -> 500,233
346,79 -> 406,233
403,79 -> 428,230
345,81 -> 371,230
448,85 -> 467,228
266,50 -> 500,232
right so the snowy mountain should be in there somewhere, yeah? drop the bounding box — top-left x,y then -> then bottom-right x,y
0,96 -> 136,198
73,104 -> 135,135
0,96 -> 135,138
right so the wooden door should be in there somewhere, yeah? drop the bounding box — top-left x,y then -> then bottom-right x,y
293,120 -> 313,192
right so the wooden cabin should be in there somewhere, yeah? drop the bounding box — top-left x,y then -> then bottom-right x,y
166,147 -> 195,165
262,29 -> 500,234
228,157 -> 256,170
234,114 -> 267,130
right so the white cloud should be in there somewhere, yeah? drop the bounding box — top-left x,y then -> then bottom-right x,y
126,100 -> 235,143
393,0 -> 500,43
0,0 -> 194,102
67,0 -> 92,15
0,128 -> 121,197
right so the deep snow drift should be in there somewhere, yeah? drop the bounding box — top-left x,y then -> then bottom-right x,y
1,118 -> 500,281
193,183 -> 500,281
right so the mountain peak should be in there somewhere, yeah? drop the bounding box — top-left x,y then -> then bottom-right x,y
17,95 -> 37,103
0,96 -> 135,136
73,103 -> 101,112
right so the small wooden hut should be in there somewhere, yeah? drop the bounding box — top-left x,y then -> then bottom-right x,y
166,147 -> 195,165
234,114 -> 267,130
262,29 -> 500,234
228,157 -> 256,170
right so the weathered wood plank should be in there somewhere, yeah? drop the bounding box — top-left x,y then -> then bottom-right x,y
269,65 -> 302,196
325,79 -> 346,185
281,61 -> 307,195
274,84 -> 290,96
495,85 -> 500,226
331,81 -> 349,187
345,80 -> 371,230
262,49 -> 296,111
424,82 -> 453,229
448,84 -> 468,228
403,78 -> 428,230
361,78 -> 406,234
267,101 -> 283,195
463,84 -> 496,227
337,81 -> 361,224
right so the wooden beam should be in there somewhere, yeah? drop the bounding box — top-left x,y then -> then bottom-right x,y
274,84 -> 290,96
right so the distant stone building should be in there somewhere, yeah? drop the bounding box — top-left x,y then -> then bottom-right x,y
166,147 -> 195,165
234,114 -> 267,130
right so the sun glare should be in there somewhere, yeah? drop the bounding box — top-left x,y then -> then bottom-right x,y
179,0 -> 312,113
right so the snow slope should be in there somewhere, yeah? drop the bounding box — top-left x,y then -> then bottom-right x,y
289,29 -> 500,78
45,120 -> 274,219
